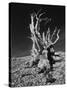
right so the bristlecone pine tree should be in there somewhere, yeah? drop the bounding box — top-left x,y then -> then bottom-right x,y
29,10 -> 60,69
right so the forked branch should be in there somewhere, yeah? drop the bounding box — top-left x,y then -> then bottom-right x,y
51,29 -> 60,45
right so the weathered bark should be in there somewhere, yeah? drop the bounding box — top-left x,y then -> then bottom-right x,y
29,10 -> 60,69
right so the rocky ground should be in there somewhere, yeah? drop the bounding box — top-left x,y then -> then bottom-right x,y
10,51 -> 65,87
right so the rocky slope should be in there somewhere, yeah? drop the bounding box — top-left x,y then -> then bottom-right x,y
10,51 -> 65,87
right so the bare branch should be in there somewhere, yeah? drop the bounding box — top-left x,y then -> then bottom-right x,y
37,9 -> 42,16
47,28 -> 51,42
51,29 -> 60,45
29,15 -> 34,34
29,14 -> 40,52
46,27 -> 51,43
35,11 -> 48,31
39,12 -> 46,18
42,32 -> 48,48
51,27 -> 57,40
42,32 -> 45,42
39,17 -> 48,22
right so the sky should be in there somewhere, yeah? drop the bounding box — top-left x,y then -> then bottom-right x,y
9,3 -> 65,57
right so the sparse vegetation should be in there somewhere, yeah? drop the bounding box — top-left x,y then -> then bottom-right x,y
11,53 -> 65,87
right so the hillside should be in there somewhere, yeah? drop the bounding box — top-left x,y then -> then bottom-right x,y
10,51 -> 65,87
